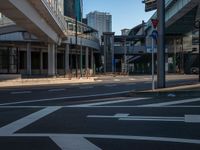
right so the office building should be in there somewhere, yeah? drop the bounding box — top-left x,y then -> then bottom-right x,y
87,11 -> 112,40
64,0 -> 83,21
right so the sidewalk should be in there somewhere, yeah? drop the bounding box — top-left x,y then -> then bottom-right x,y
0,77 -> 95,88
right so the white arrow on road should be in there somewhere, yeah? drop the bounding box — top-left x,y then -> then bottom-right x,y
87,114 -> 200,123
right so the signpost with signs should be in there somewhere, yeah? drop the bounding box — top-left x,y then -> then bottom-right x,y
143,0 -> 165,89
150,19 -> 158,91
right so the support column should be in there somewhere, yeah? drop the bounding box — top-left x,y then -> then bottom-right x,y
27,43 -> 31,76
157,0 -> 166,88
91,49 -> 94,75
10,48 -> 15,73
40,50 -> 43,75
48,43 -> 56,77
85,47 -> 89,76
65,44 -> 70,76
173,38 -> 177,73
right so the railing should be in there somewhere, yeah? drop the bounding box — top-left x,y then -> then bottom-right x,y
0,0 -> 99,46
64,16 -> 99,43
42,0 -> 68,34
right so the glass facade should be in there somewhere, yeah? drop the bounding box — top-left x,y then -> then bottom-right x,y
87,11 -> 112,40
64,0 -> 83,21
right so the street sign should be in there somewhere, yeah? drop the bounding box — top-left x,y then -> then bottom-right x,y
150,30 -> 158,40
142,0 -> 157,12
151,19 -> 159,29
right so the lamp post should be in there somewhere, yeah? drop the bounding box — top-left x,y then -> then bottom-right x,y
195,20 -> 200,82
75,17 -> 78,78
74,17 -> 97,78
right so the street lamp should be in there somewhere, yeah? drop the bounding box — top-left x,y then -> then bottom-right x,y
194,20 -> 200,82
75,17 -> 97,78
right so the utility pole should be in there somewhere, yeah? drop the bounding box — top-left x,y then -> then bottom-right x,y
157,0 -> 166,88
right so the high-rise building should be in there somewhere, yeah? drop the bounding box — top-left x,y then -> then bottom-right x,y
57,0 -> 64,15
86,11 -> 112,40
64,0 -> 83,21
47,0 -> 64,15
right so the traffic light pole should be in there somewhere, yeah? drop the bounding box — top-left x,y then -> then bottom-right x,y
157,0 -> 166,88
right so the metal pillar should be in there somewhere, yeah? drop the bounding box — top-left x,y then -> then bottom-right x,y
173,39 -> 177,73
157,0 -> 166,88
91,50 -> 94,75
26,43 -> 31,76
64,44 -> 70,76
75,17 -> 78,78
80,39 -> 83,77
124,38 -> 127,73
85,47 -> 89,76
40,50 -> 43,75
48,43 -> 56,77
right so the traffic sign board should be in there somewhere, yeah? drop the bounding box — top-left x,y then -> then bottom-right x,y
142,0 -> 157,12
151,19 -> 159,29
150,30 -> 158,40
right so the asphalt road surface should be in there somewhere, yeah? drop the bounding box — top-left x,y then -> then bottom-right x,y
0,75 -> 200,149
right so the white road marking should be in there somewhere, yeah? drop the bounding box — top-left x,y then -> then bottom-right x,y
11,91 -> 32,94
79,86 -> 94,89
114,79 -> 120,81
0,106 -> 61,135
120,116 -> 184,122
50,135 -> 101,150
96,80 -> 103,82
0,90 -> 133,106
87,114 -> 130,119
12,133 -> 200,145
144,78 -> 151,80
88,114 -> 200,123
48,89 -> 65,92
1,105 -> 200,109
104,84 -> 117,87
140,97 -> 200,107
129,78 -> 136,81
185,115 -> 200,123
71,97 -> 148,107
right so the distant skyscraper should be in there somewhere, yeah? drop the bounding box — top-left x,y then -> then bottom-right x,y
64,0 -> 83,21
57,0 -> 64,15
86,11 -> 112,40
48,0 -> 64,15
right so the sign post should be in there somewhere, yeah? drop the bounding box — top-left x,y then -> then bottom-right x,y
150,19 -> 158,91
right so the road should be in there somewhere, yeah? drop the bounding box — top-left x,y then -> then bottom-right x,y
0,75 -> 200,149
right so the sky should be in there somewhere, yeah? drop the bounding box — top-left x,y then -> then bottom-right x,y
83,0 -> 155,35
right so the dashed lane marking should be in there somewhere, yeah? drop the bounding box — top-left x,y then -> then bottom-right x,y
70,97 -> 148,107
140,97 -> 200,107
10,91 -> 32,95
48,89 -> 65,92
79,86 -> 94,89
12,133 -> 200,145
0,90 -> 133,106
104,84 -> 117,87
114,79 -> 120,81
